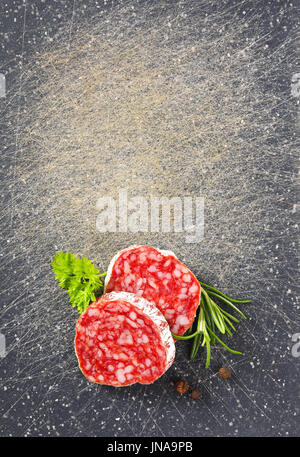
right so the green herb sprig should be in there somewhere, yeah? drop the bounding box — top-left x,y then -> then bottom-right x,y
51,252 -> 106,313
172,283 -> 250,368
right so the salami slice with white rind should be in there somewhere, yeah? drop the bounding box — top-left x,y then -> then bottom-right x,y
75,291 -> 175,386
104,245 -> 201,336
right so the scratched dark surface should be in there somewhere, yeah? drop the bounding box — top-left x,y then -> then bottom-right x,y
0,0 -> 299,437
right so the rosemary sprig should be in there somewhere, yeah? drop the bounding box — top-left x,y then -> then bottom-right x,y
172,282 -> 250,368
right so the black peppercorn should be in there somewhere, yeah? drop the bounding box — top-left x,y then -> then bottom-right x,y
191,389 -> 202,400
219,366 -> 231,379
175,380 -> 189,394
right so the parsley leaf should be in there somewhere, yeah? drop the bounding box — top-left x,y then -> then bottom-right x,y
51,251 -> 104,313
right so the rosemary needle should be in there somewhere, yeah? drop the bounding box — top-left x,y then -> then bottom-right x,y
207,326 -> 242,355
199,282 -> 251,303
207,291 -> 247,320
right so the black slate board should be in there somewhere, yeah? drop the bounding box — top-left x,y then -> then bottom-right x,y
0,0 -> 299,437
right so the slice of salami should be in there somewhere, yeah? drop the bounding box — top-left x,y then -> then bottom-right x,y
75,291 -> 175,386
104,245 -> 201,336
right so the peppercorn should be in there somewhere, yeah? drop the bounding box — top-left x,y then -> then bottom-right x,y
175,380 -> 189,394
219,366 -> 231,379
191,389 -> 202,400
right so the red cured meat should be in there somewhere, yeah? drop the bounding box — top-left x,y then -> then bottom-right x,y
104,246 -> 201,336
75,291 -> 175,386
